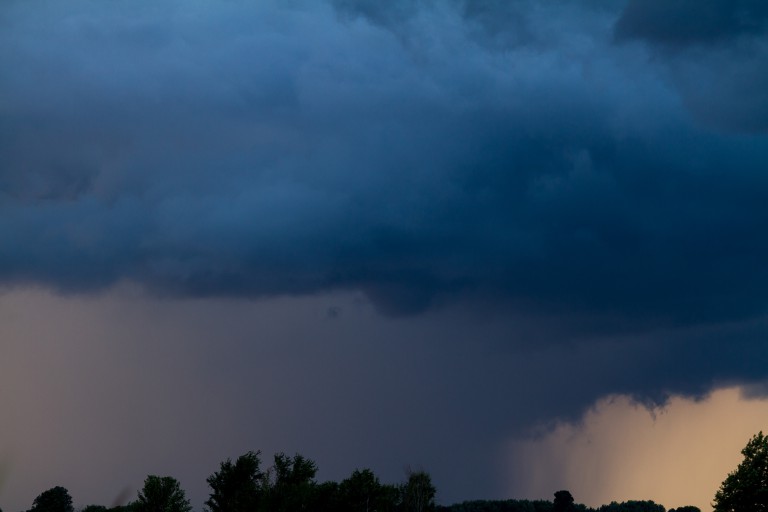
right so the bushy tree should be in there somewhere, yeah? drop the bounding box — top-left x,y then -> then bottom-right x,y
311,481 -> 342,512
28,486 -> 74,512
401,470 -> 436,512
435,499 -> 554,512
109,503 -> 139,512
669,507 -> 701,512
714,431 -> 768,512
553,491 -> 575,512
205,451 -> 265,512
597,501 -> 664,512
81,506 -> 108,512
135,476 -> 192,512
267,452 -> 318,512
339,468 -> 398,512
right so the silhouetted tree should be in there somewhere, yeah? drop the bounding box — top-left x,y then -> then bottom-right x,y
339,468 -> 398,512
135,476 -> 192,512
553,491 -> 575,512
401,470 -> 436,512
267,452 -> 318,512
435,499 -> 556,512
341,469 -> 379,512
714,431 -> 768,512
597,501 -> 664,512
108,503 -> 138,512
380,483 -> 401,512
669,507 -> 701,512
29,486 -> 74,512
108,503 -> 139,512
205,451 -> 265,512
311,481 -> 341,512
81,506 -> 108,512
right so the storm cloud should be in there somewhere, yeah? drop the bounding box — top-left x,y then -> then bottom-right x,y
3,0 -> 767,318
615,0 -> 768,46
614,0 -> 768,132
2,0 -> 768,508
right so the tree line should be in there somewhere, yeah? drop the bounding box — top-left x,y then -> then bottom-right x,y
14,451 -> 435,512
437,491 -> 699,512
10,430 -> 768,512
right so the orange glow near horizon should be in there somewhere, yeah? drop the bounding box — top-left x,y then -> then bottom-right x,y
508,387 -> 768,511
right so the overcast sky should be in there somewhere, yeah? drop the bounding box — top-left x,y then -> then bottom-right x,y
1,1 -> 768,511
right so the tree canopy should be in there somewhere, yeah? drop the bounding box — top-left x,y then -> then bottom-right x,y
597,501 -> 664,512
135,475 -> 192,512
16,447 -> 721,512
267,452 -> 318,512
714,431 -> 768,512
553,491 -> 575,512
28,486 -> 74,512
338,468 -> 398,512
205,451 -> 265,512
401,470 -> 436,512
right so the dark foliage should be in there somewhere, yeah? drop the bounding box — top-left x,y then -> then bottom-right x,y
437,491 -> 595,512
28,486 -> 74,512
338,468 -> 398,512
205,451 -> 264,512
401,470 -> 436,512
135,476 -> 192,512
597,501 -> 665,512
436,499 -> 555,512
26,445 -> 743,512
81,506 -> 108,512
265,452 -> 318,512
553,491 -> 576,512
714,431 -> 768,512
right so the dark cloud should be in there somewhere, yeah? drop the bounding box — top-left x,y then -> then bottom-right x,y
2,8 -> 768,504
331,0 -> 534,50
614,0 -> 768,46
2,0 -> 767,321
331,0 -> 420,28
613,0 -> 768,133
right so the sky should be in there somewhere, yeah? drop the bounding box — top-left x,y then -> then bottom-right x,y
1,0 -> 767,510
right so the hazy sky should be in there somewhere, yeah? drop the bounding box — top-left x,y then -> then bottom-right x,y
1,1 -> 768,511
510,387 -> 768,511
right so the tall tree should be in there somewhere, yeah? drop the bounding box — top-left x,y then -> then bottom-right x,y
401,470 -> 436,512
553,491 -> 575,512
339,468 -> 398,512
268,452 -> 318,512
28,486 -> 74,512
205,451 -> 265,512
135,476 -> 192,512
714,431 -> 768,512
311,481 -> 341,512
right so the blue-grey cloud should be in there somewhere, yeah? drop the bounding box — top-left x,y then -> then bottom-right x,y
1,0 -> 768,431
614,0 -> 768,132
615,0 -> 768,46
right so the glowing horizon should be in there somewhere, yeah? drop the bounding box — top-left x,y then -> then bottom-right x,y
508,387 -> 768,511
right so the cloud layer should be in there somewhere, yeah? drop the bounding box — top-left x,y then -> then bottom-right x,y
2,1 -> 768,507
3,0 -> 767,319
